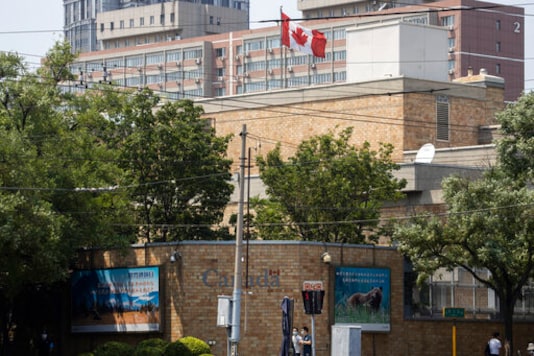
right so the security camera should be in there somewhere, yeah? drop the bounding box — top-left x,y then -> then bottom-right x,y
170,251 -> 180,263
321,252 -> 332,264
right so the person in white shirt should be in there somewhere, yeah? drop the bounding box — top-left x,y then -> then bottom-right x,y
291,327 -> 302,356
488,332 -> 502,356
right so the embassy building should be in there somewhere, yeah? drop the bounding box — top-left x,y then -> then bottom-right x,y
71,0 -> 524,103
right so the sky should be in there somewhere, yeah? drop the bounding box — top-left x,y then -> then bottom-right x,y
0,0 -> 532,90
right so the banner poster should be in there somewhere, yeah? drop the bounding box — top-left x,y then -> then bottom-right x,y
334,266 -> 391,332
71,266 -> 160,333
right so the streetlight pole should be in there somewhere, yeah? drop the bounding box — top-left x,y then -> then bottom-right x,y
230,124 -> 247,356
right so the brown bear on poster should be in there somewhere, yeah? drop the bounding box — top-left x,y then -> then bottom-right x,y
346,286 -> 383,311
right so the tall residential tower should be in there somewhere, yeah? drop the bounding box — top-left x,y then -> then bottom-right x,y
64,0 -> 250,53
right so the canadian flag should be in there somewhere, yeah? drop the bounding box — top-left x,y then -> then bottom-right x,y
281,12 -> 327,58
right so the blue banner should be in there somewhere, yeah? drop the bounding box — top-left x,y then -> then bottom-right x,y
71,266 -> 160,333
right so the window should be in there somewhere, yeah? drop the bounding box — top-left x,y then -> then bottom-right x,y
120,20 -> 125,29
160,14 -> 165,25
496,41 -> 501,52
215,48 -> 226,57
170,13 -> 175,23
441,15 -> 455,27
210,16 -> 214,25
496,63 -> 501,74
140,17 -> 144,26
448,38 -> 455,48
110,22 -> 114,31
436,95 -> 449,141
404,263 -> 534,321
100,23 -> 104,32
129,19 -> 134,28
150,16 -> 155,25
496,19 -> 501,30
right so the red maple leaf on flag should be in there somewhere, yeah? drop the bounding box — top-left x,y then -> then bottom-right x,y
291,26 -> 308,46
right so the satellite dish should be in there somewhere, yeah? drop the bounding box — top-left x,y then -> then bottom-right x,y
414,143 -> 435,163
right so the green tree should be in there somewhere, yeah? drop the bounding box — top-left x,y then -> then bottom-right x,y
256,128 -> 406,243
496,91 -> 534,184
0,45 -> 134,351
115,90 -> 233,242
393,170 -> 534,353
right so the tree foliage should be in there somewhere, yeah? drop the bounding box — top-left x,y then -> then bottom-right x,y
496,91 -> 534,184
256,128 -> 406,243
112,91 -> 233,242
0,41 -> 235,347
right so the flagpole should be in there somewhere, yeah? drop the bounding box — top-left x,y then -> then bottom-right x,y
280,6 -> 285,89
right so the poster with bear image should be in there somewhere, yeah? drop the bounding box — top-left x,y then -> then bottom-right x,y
334,266 -> 391,332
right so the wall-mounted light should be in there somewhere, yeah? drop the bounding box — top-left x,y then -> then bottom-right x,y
170,250 -> 181,263
321,251 -> 331,264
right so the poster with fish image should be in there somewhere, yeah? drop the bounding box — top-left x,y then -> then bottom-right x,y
334,266 -> 390,332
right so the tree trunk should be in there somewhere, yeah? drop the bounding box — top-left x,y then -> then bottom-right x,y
500,293 -> 515,355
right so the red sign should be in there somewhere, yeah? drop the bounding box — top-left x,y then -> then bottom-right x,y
303,280 -> 323,291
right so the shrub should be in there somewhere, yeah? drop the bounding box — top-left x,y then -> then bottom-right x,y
134,346 -> 164,356
179,336 -> 210,356
163,340 -> 192,356
136,338 -> 169,354
94,341 -> 135,356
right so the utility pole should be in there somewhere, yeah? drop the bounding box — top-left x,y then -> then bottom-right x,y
230,124 -> 247,356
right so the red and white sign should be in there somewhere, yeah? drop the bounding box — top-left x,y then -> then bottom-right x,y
303,280 -> 324,291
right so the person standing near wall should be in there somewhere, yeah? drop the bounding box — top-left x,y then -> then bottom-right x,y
292,327 -> 302,356
487,332 -> 502,356
300,327 -> 312,356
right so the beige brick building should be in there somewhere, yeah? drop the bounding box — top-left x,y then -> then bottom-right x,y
199,71 -> 505,174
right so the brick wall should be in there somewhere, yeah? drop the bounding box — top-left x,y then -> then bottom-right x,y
67,241 -> 532,356
202,78 -> 504,175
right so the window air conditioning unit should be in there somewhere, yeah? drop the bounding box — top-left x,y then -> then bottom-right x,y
218,76 -> 224,81
448,47 -> 454,53
268,48 -> 273,54
157,63 -> 163,69
219,56 -> 225,61
448,25 -> 454,31
235,55 -> 240,61
310,63 -> 316,69
448,69 -> 454,75
287,66 -> 293,72
195,78 -> 201,84
195,58 -> 202,65
137,66 -> 143,72
176,61 -> 181,67
268,69 -> 274,75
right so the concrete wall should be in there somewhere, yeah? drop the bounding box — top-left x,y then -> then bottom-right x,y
347,20 -> 449,83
